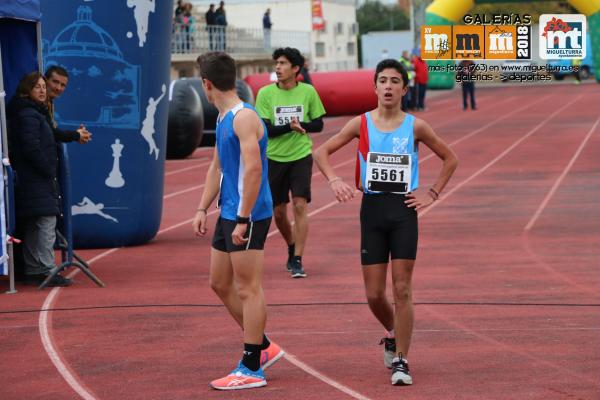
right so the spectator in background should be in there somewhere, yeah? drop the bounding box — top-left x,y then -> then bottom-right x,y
456,59 -> 476,110
263,8 -> 272,50
300,61 -> 313,85
182,3 -> 196,52
412,49 -> 428,111
10,67 -> 91,283
205,3 -> 216,50
399,50 -> 414,111
215,1 -> 227,51
6,73 -> 74,287
216,1 -> 227,23
45,66 -> 92,143
173,1 -> 184,53
174,0 -> 185,18
572,58 -> 582,84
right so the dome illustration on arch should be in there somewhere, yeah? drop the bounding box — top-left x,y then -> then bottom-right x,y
45,5 -> 141,129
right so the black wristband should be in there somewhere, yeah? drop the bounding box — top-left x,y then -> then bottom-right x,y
236,215 -> 250,224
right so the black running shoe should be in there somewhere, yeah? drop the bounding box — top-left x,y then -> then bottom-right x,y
286,244 -> 295,271
42,274 -> 73,287
380,337 -> 396,369
23,273 -> 72,287
391,355 -> 412,385
290,259 -> 307,278
21,273 -> 47,285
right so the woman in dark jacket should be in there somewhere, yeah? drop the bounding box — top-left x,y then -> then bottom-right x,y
7,72 -> 72,286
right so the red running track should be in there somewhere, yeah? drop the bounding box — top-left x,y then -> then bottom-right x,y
1,83 -> 600,400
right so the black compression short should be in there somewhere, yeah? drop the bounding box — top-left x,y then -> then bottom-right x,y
212,217 -> 272,253
360,193 -> 418,265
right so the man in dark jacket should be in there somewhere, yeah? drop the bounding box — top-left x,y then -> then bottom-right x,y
263,8 -> 272,50
215,1 -> 227,50
456,60 -> 477,110
7,72 -> 76,286
205,3 -> 217,50
45,66 -> 92,143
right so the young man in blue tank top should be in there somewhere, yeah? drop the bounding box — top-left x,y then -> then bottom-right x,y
314,59 -> 458,386
192,52 -> 284,390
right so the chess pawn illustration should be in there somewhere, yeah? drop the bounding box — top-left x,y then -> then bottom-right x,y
106,138 -> 125,188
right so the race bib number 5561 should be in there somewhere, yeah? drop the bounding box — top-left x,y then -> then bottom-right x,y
274,105 -> 304,126
365,152 -> 411,194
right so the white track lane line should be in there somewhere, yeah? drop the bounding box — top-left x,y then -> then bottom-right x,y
164,160 -> 212,176
524,115 -> 600,231
419,95 -> 583,218
283,352 -> 373,400
39,248 -> 123,399
39,289 -> 98,400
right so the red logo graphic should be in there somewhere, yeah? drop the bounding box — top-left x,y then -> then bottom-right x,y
542,17 -> 573,45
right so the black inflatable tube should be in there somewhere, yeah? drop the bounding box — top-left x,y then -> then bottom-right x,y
167,79 -> 204,159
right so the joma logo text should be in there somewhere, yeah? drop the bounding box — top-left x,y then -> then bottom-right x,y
376,155 -> 403,163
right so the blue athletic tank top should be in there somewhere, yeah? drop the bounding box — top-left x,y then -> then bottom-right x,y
355,112 -> 419,193
216,102 -> 273,221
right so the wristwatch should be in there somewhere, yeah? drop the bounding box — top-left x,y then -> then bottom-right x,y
236,215 -> 250,224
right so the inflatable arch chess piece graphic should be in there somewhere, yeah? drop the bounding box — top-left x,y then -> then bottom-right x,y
105,139 -> 125,188
72,197 -> 119,223
425,0 -> 600,88
127,0 -> 155,47
41,0 -> 173,248
44,6 -> 141,129
141,84 -> 167,160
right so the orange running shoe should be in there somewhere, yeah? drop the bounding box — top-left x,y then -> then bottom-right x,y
210,362 -> 267,390
260,341 -> 285,370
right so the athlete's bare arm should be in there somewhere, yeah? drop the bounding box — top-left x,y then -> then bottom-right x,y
193,146 -> 222,236
314,116 -> 361,203
405,118 -> 458,210
231,109 -> 264,244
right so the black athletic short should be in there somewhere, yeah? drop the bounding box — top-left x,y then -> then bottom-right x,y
360,193 -> 418,265
268,154 -> 313,206
212,217 -> 272,253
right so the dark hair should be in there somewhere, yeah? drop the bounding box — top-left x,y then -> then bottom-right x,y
196,52 -> 236,91
272,47 -> 305,75
16,71 -> 46,98
374,59 -> 408,88
45,65 -> 69,80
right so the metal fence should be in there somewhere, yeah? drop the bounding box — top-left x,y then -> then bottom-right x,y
171,24 -> 311,56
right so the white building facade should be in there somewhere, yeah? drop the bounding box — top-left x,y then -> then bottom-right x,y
190,0 -> 359,71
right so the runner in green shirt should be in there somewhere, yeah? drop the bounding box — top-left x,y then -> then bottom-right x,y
255,47 -> 326,278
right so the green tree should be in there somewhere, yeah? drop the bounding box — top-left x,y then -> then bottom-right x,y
356,1 -> 410,66
357,1 -> 410,35
412,0 -> 434,46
